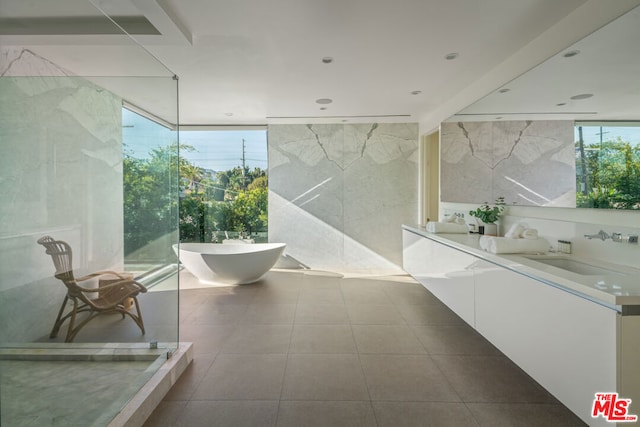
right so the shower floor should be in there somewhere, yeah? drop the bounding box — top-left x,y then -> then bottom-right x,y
1,350 -> 164,427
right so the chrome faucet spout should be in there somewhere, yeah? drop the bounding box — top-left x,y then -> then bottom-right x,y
583,230 -> 610,241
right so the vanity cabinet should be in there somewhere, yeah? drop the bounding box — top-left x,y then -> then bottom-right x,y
474,260 -> 617,422
402,226 -> 636,427
402,228 -> 476,326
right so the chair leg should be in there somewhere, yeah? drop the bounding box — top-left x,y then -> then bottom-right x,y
133,296 -> 145,334
50,296 -> 69,338
64,298 -> 80,343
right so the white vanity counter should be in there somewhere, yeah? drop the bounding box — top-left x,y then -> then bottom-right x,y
402,224 -> 640,308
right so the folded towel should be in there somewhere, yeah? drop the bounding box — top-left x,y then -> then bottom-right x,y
504,223 -> 526,239
443,215 -> 466,225
479,236 -> 549,254
426,222 -> 468,234
521,228 -> 538,239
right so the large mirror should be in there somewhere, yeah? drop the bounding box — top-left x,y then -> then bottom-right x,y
443,5 -> 640,210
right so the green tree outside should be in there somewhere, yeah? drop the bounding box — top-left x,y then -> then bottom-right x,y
576,137 -> 640,209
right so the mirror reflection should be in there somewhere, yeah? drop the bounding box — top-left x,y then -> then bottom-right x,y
446,6 -> 640,210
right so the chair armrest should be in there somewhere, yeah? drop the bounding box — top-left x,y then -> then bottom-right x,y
81,278 -> 147,294
75,270 -> 130,282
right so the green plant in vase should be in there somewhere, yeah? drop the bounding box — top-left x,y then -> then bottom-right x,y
469,197 -> 505,235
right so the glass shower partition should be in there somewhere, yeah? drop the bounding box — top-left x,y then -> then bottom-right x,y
0,2 -> 180,425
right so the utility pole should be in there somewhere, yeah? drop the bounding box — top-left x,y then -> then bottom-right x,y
241,138 -> 247,189
578,126 -> 588,195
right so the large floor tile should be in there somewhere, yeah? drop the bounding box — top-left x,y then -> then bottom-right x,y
220,324 -> 292,354
340,277 -> 386,292
412,324 -> 502,355
301,271 -> 343,289
240,303 -> 296,324
182,303 -> 249,325
252,288 -> 300,304
294,303 -> 349,324
289,324 -> 357,354
276,401 -> 377,427
192,354 -> 286,400
175,400 -> 279,427
466,402 -> 586,426
346,304 -> 406,325
383,283 -> 439,305
372,401 -> 479,427
178,324 -> 235,356
203,288 -> 259,305
342,288 -> 392,305
432,355 -> 557,403
360,354 -> 460,402
298,288 -> 344,304
163,356 -> 215,401
143,401 -> 187,427
281,354 -> 369,400
396,303 -> 465,325
351,325 -> 425,354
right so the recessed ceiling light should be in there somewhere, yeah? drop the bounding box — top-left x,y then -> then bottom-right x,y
556,102 -> 567,106
322,57 -> 334,64
316,98 -> 333,104
444,53 -> 459,60
563,50 -> 580,58
411,90 -> 422,95
224,112 -> 233,116
498,88 -> 510,93
570,93 -> 594,100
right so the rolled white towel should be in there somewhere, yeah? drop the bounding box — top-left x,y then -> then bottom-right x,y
455,216 -> 466,225
521,228 -> 539,240
504,223 -> 526,239
443,214 -> 457,223
479,236 -> 549,254
426,222 -> 468,234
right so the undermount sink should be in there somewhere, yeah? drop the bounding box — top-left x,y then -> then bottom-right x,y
523,256 -> 622,276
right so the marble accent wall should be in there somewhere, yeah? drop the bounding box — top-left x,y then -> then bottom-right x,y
268,123 -> 419,274
441,120 -> 576,207
0,48 -> 124,343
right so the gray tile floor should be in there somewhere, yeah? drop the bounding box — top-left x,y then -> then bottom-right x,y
144,269 -> 586,426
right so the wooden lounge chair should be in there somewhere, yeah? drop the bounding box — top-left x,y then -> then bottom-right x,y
37,235 -> 147,342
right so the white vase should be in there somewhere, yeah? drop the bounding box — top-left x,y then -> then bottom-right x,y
480,223 -> 498,236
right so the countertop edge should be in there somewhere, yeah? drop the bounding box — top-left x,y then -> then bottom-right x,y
402,224 -> 640,310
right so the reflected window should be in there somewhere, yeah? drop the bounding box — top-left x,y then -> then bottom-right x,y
575,122 -> 640,209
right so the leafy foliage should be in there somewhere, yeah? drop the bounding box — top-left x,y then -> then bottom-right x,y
469,197 -> 506,224
576,138 -> 640,209
123,142 -> 268,259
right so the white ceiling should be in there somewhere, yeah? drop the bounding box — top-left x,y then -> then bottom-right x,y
2,0 -> 640,131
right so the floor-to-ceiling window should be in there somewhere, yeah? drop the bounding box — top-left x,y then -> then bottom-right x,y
177,128 -> 268,243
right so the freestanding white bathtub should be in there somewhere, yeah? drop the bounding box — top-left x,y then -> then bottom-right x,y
174,243 -> 286,285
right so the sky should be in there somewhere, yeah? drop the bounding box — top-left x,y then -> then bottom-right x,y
575,124 -> 640,146
122,109 -> 267,171
179,130 -> 267,171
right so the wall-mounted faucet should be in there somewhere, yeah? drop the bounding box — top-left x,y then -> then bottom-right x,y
584,230 -> 610,241
584,230 -> 639,244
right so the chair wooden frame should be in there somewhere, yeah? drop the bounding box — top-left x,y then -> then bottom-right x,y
37,236 -> 147,343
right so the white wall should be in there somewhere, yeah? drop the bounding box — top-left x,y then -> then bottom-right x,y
268,123 -> 419,274
0,48 -> 124,342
